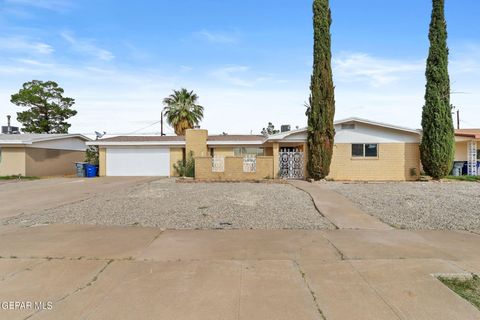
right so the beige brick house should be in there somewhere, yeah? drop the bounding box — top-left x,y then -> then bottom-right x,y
0,134 -> 90,177
90,118 -> 422,181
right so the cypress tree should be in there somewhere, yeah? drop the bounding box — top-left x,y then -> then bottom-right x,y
307,0 -> 335,180
420,0 -> 455,179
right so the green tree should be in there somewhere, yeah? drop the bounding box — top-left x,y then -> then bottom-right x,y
307,0 -> 336,180
261,122 -> 280,136
420,0 -> 455,179
163,88 -> 204,136
11,80 -> 77,133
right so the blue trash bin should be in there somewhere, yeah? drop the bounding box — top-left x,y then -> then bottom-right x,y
84,164 -> 98,178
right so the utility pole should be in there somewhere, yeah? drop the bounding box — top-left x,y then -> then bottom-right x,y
456,109 -> 460,130
160,111 -> 166,136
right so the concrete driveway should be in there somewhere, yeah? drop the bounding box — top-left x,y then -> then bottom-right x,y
0,177 -> 154,220
0,225 -> 479,319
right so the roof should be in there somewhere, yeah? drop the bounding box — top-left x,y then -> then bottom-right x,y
455,129 -> 480,139
267,117 -> 421,141
90,134 -> 265,146
335,117 -> 422,134
0,133 -> 90,145
96,135 -> 185,142
208,135 -> 264,141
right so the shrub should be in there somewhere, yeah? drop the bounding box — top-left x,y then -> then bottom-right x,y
174,151 -> 195,178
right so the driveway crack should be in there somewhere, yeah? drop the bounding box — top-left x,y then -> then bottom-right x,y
292,260 -> 327,320
24,259 -> 114,320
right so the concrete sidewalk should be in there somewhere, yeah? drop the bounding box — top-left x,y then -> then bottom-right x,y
290,180 -> 392,230
0,225 -> 479,319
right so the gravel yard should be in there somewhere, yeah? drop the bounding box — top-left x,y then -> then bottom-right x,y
4,179 -> 334,230
325,181 -> 480,230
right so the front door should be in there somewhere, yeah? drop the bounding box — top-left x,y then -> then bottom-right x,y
279,149 -> 304,179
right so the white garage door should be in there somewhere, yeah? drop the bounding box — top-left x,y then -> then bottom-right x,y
106,147 -> 170,176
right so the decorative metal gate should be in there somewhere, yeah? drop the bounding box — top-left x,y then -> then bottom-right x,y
279,152 -> 304,179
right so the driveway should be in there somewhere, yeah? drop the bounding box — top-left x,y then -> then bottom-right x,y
3,179 -> 334,230
0,225 -> 480,319
0,177 -> 154,220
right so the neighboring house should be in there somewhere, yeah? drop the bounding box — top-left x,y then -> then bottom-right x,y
454,129 -> 480,176
0,134 -> 90,177
89,118 -> 422,181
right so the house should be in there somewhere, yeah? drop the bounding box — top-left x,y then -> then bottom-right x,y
89,118 -> 422,181
454,129 -> 480,176
0,134 -> 90,177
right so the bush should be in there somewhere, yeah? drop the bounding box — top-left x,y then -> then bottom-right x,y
85,146 -> 99,165
174,151 -> 195,178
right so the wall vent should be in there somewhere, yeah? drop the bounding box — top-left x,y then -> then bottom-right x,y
341,123 -> 355,130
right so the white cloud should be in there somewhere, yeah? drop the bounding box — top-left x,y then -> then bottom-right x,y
61,32 -> 114,61
209,65 -> 272,87
0,36 -> 54,54
196,30 -> 240,44
333,52 -> 424,87
4,0 -> 73,12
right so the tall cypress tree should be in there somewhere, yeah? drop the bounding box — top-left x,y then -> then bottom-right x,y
420,0 -> 455,179
307,0 -> 335,180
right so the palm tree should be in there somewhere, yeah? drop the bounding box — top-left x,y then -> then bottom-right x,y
162,88 -> 204,135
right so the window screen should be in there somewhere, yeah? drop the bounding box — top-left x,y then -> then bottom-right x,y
365,144 -> 378,157
351,144 -> 364,157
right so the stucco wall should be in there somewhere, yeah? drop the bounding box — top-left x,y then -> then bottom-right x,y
454,141 -> 468,162
99,147 -> 106,177
25,148 -> 85,177
328,143 -> 420,181
0,146 -> 26,176
170,148 -> 184,177
195,156 -> 274,180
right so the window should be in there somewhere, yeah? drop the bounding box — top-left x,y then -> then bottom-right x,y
352,144 -> 378,158
477,149 -> 480,160
234,147 -> 265,156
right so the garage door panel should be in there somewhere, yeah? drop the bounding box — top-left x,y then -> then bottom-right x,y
106,147 -> 170,176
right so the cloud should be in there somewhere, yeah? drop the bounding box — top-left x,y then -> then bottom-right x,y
333,52 -> 424,87
209,65 -> 272,87
4,0 -> 73,12
61,32 -> 114,61
196,30 -> 240,44
0,36 -> 54,55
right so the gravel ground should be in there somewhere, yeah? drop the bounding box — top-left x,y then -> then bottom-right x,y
4,179 -> 334,230
325,181 -> 480,230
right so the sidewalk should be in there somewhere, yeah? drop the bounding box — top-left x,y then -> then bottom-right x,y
0,225 -> 479,319
289,180 -> 392,230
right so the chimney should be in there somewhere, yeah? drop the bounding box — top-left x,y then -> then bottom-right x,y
7,115 -> 11,134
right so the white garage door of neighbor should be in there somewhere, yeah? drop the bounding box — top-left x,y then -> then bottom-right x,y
106,147 -> 170,176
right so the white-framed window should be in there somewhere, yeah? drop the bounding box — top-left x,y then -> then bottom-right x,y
352,144 -> 378,158
234,147 -> 265,156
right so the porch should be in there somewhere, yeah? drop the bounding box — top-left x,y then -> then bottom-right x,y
454,137 -> 480,176
195,142 -> 307,181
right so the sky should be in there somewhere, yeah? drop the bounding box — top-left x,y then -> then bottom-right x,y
0,0 -> 479,136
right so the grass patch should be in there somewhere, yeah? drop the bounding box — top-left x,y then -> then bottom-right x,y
0,175 -> 39,180
445,175 -> 480,182
438,274 -> 480,310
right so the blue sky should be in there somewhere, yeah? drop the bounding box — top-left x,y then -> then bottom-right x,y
0,0 -> 479,135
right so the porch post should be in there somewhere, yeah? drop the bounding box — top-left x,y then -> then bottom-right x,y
273,142 -> 280,179
467,140 -> 478,176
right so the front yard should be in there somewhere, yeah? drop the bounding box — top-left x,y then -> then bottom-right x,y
326,181 -> 480,230
4,179 -> 334,230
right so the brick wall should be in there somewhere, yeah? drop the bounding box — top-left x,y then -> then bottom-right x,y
195,156 -> 274,180
327,143 -> 421,181
186,129 -> 208,157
